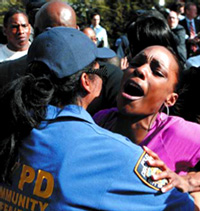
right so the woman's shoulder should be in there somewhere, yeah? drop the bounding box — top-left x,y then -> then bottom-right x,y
161,113 -> 200,138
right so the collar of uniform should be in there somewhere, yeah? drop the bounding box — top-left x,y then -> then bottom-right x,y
46,104 -> 95,124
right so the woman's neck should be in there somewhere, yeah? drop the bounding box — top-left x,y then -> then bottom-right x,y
113,113 -> 158,145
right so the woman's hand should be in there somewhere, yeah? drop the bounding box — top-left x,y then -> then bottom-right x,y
143,146 -> 200,210
120,57 -> 129,70
143,146 -> 192,193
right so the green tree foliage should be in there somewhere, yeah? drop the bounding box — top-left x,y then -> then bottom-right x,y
68,0 -> 164,48
0,0 -> 181,48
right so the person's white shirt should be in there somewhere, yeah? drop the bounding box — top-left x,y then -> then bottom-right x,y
0,44 -> 29,62
90,24 -> 109,48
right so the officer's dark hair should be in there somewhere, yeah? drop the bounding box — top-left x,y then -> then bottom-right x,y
0,61 -> 96,183
3,8 -> 28,27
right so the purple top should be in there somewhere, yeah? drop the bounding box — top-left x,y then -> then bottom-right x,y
93,108 -> 200,175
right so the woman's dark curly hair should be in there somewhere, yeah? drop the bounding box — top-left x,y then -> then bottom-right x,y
127,11 -> 182,63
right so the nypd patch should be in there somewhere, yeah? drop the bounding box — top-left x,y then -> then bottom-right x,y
134,151 -> 168,191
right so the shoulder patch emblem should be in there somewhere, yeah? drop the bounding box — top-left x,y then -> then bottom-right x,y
134,151 -> 168,191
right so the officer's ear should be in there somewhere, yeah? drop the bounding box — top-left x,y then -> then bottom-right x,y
80,62 -> 100,93
80,72 -> 92,93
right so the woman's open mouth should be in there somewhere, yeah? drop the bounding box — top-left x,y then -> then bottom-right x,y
122,80 -> 144,100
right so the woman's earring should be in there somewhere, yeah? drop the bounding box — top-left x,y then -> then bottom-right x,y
165,104 -> 170,117
160,103 -> 170,123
